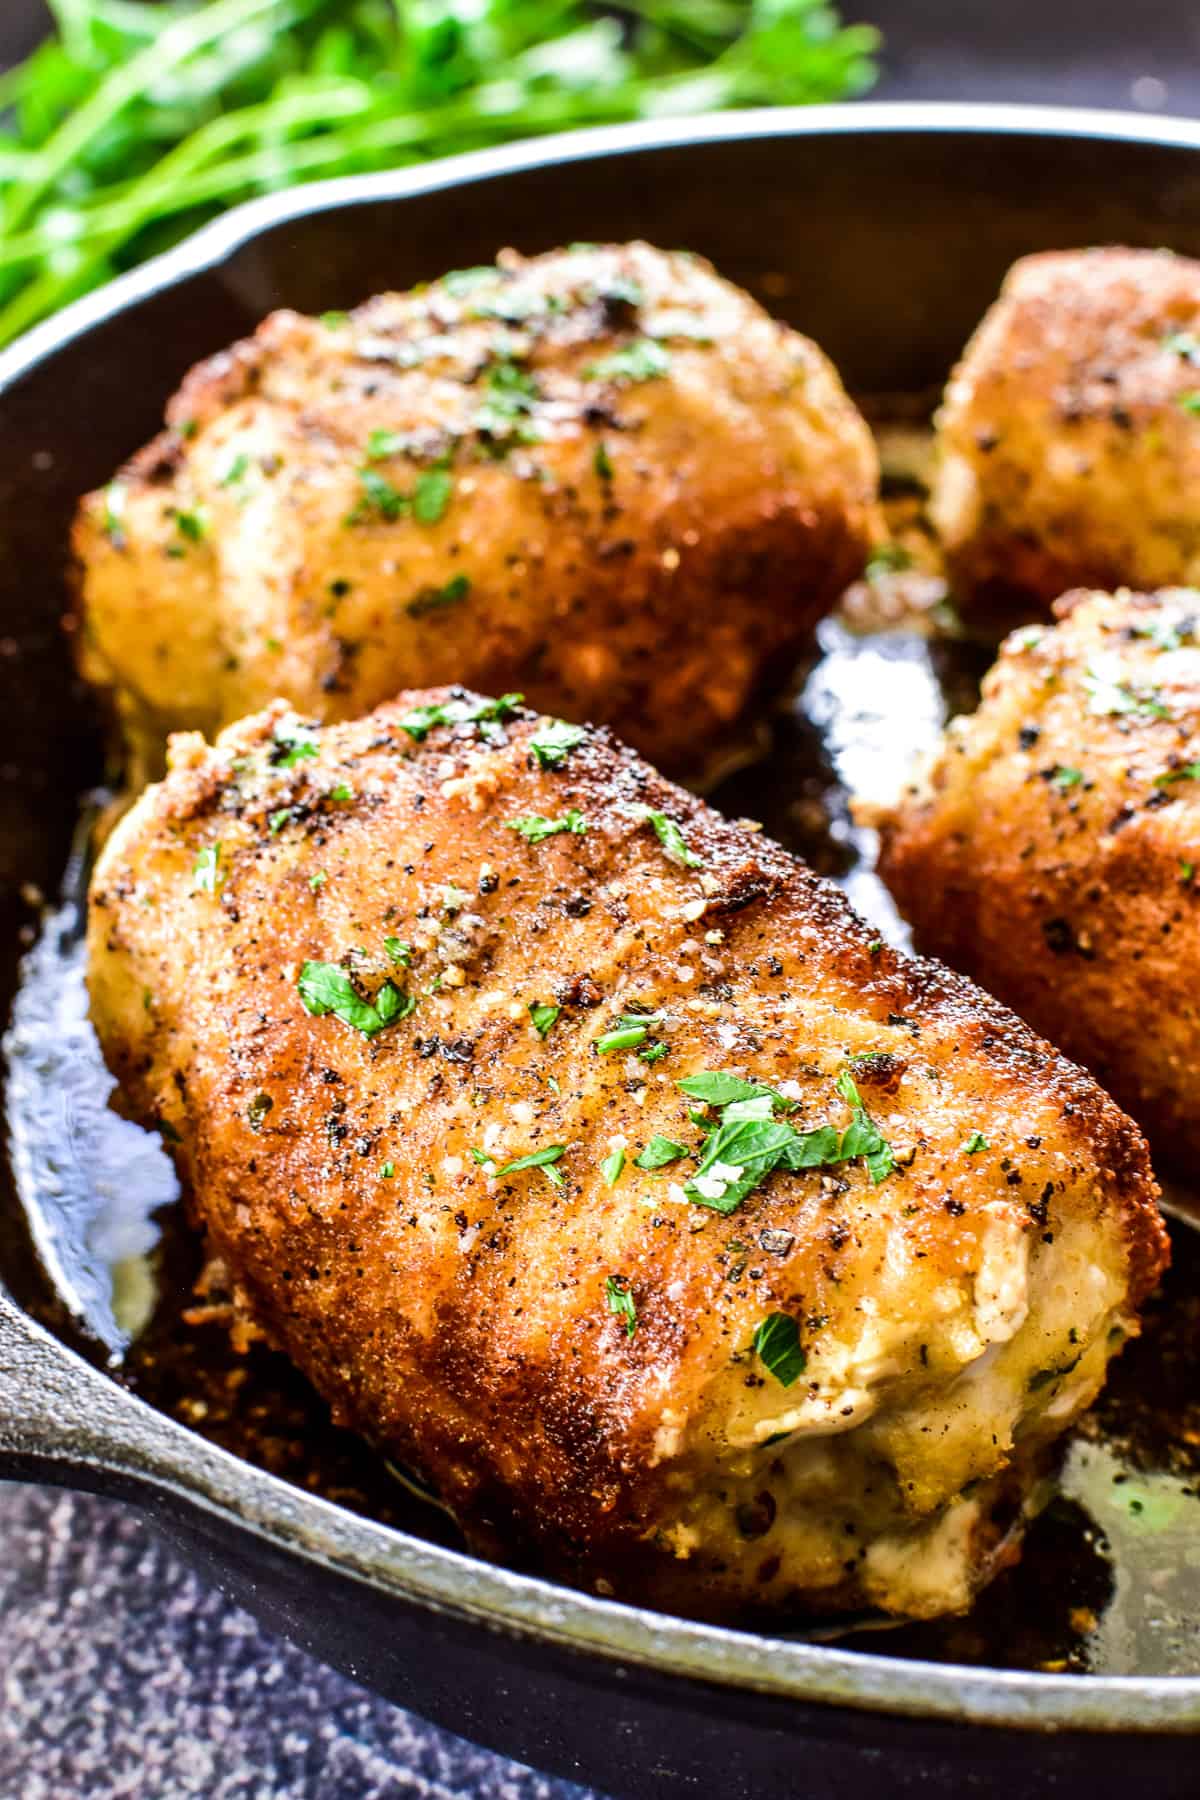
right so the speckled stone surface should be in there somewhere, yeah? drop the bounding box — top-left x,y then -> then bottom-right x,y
0,1483 -> 597,1800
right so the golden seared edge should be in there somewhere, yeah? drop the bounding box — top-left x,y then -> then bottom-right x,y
878,584 -> 1200,1169
931,248 -> 1200,612
88,690 -> 1166,1624
71,241 -> 879,782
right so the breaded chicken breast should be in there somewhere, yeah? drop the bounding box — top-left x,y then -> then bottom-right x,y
72,242 -> 879,782
87,690 -> 1166,1623
932,248 -> 1200,612
878,585 -> 1200,1169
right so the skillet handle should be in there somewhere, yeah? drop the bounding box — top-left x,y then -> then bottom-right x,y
0,1285 -> 147,1485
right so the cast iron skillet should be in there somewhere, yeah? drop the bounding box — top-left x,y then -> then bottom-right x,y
3,104 -> 1200,1800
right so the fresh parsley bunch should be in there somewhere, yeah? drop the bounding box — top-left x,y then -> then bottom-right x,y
0,0 -> 878,347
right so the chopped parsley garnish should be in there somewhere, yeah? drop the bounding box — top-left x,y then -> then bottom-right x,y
833,1070 -> 895,1185
529,718 -> 586,769
173,506 -> 207,542
680,1067 -> 894,1214
964,1130 -> 988,1154
328,782 -> 354,802
380,1160 -> 395,1178
366,428 -> 409,461
218,452 -> 250,489
752,1313 -> 806,1387
1083,662 -> 1171,720
414,466 -> 453,524
634,1136 -> 687,1170
347,458 -> 453,526
475,1143 -> 566,1183
309,871 -> 326,892
677,1071 -> 779,1107
1165,329 -> 1200,362
192,843 -> 223,894
1183,860 -> 1196,885
353,467 -> 407,522
605,1275 -> 638,1339
475,361 -> 541,444
632,805 -> 703,869
585,339 -> 670,383
1154,761 -> 1200,787
271,718 -> 320,766
297,962 -> 413,1036
684,1101 -> 803,1214
384,937 -> 412,965
593,441 -> 614,480
506,809 -> 586,843
596,1011 -> 665,1055
1179,392 -> 1200,415
407,573 -> 471,618
397,692 -> 523,742
601,1147 -> 625,1186
321,310 -> 350,330
529,1001 -> 561,1038
1051,766 -> 1084,791
638,1041 -> 668,1065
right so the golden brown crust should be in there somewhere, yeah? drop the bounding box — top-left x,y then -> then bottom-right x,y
88,690 -> 1166,1621
878,584 -> 1200,1172
71,242 -> 879,779
931,248 -> 1200,613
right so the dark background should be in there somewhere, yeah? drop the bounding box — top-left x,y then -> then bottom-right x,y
3,5 -> 1200,1799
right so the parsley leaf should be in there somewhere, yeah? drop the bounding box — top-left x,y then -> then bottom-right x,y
192,843 -> 223,894
676,1071 -> 779,1107
397,692 -> 523,742
605,1275 -> 638,1338
1051,766 -> 1083,791
506,809 -> 587,843
752,1313 -> 807,1387
384,937 -> 412,965
632,805 -> 703,869
407,573 -> 470,618
352,467 -> 407,522
475,361 -> 541,444
596,1011 -> 665,1055
601,1147 -> 625,1186
271,718 -> 320,766
586,339 -> 671,383
1154,761 -> 1200,787
964,1130 -> 988,1154
297,962 -> 413,1036
477,1143 -> 566,1180
413,467 -> 453,524
218,452 -> 250,488
593,440 -> 614,480
529,1001 -> 561,1038
634,1135 -> 687,1170
529,719 -> 586,769
833,1070 -> 895,1185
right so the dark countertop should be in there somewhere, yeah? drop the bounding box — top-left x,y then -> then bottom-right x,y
3,7 -> 1200,1799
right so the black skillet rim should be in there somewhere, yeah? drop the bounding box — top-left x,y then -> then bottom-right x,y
3,100 -> 1200,1735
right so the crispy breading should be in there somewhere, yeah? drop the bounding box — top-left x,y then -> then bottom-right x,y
72,242 -> 879,781
88,690 -> 1166,1622
878,585 -> 1200,1167
932,249 -> 1200,611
